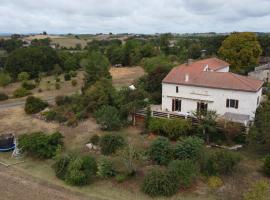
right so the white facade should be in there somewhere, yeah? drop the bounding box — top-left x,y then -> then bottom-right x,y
162,83 -> 262,121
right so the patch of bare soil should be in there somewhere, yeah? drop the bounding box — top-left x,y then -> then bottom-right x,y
0,165 -> 90,200
110,66 -> 145,88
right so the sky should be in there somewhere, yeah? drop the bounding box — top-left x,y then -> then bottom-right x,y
0,0 -> 270,34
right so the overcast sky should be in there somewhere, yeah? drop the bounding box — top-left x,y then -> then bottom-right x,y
0,0 -> 270,34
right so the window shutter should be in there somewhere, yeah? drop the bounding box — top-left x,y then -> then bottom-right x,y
226,99 -> 229,107
235,100 -> 239,109
172,99 -> 175,111
179,100 -> 181,112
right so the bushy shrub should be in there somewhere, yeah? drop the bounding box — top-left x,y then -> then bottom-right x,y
69,71 -> 77,77
100,134 -> 125,155
207,176 -> 223,189
244,180 -> 269,200
24,96 -> 48,114
64,73 -> 71,81
94,106 -> 122,131
18,131 -> 63,158
55,95 -> 72,106
0,72 -> 11,86
42,110 -> 57,121
17,72 -> 30,81
142,169 -> 179,197
263,155 -> 270,176
97,157 -> 115,178
149,118 -> 191,140
168,159 -> 198,188
115,174 -> 127,183
55,77 -> 60,82
90,134 -> 100,145
22,81 -> 36,90
53,153 -> 75,180
148,137 -> 173,165
0,92 -> 8,101
174,137 -> 204,160
204,150 -> 241,176
13,87 -> 31,98
71,79 -> 77,86
65,155 -> 97,186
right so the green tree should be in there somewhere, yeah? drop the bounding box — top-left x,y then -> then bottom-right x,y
81,51 -> 111,87
0,72 -> 11,86
218,32 -> 262,74
100,134 -> 125,155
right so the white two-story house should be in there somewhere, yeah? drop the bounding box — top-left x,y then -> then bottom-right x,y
161,58 -> 264,125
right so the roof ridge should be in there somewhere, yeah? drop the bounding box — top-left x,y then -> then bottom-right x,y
230,73 -> 257,90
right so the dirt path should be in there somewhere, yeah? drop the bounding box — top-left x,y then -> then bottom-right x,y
0,165 -> 90,200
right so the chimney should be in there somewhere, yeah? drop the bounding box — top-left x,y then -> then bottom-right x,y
187,59 -> 193,65
185,73 -> 189,82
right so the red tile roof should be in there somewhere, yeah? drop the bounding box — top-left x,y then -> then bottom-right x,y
162,58 -> 263,92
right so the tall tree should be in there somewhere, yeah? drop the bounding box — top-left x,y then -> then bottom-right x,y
218,32 -> 262,74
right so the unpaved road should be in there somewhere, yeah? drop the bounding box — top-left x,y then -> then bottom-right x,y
0,165 -> 90,200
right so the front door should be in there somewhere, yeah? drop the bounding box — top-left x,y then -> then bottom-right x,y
172,99 -> 181,112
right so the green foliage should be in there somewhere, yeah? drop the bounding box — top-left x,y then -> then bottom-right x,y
5,46 -> 59,78
84,78 -> 116,112
55,95 -> 72,106
94,106 -> 122,131
244,180 -> 269,200
218,32 -> 262,74
42,110 -> 57,121
24,96 -> 48,114
168,159 -> 198,188
248,100 -> 270,153
90,134 -> 100,145
65,155 -> 97,186
71,79 -> 77,86
174,137 -> 204,160
13,87 -> 31,98
204,150 -> 241,176
18,131 -> 63,159
149,118 -> 191,140
0,72 -> 11,86
263,155 -> 270,176
55,82 -> 60,90
53,153 -> 75,180
148,137 -> 173,165
64,73 -> 71,81
22,81 -> 36,90
81,51 -> 111,87
141,55 -> 174,73
0,92 -> 8,101
97,157 -> 115,178
100,134 -> 125,155
142,169 -> 180,197
115,174 -> 127,183
207,176 -> 223,189
17,72 -> 30,81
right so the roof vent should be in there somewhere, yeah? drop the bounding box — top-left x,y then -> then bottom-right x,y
185,73 -> 189,82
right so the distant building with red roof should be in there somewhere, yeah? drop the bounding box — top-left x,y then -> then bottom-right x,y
161,58 -> 264,124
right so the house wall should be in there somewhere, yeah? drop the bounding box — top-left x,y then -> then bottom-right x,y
162,83 -> 262,120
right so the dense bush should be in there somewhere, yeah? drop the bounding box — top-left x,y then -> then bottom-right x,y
168,159 -> 198,188
17,72 -> 30,81
18,131 -> 63,158
0,92 -> 8,101
55,83 -> 60,90
0,72 -> 11,86
65,155 -> 97,186
263,155 -> 270,176
142,169 -> 179,197
13,87 -> 31,98
90,134 -> 100,145
100,134 -> 125,155
97,157 -> 115,178
53,153 -> 75,180
71,79 -> 77,86
22,81 -> 36,90
244,180 -> 269,200
64,73 -> 71,81
174,137 -> 204,160
94,106 -> 122,131
148,118 -> 191,140
69,71 -> 77,77
148,137 -> 173,165
55,95 -> 72,106
24,96 -> 48,114
204,150 -> 241,176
